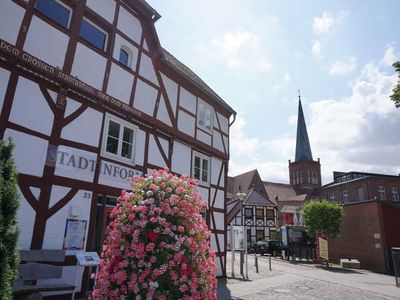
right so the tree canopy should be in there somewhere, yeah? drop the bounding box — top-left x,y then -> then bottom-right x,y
303,200 -> 343,238
390,61 -> 400,108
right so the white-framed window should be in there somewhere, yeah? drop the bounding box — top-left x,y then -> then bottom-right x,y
80,17 -> 108,51
192,151 -> 210,184
35,0 -> 72,29
197,100 -> 213,132
391,187 -> 399,202
101,114 -> 137,163
342,190 -> 349,203
378,186 -> 386,201
119,46 -> 132,67
330,193 -> 336,202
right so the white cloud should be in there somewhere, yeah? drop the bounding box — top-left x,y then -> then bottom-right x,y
329,57 -> 357,75
308,49 -> 400,183
311,40 -> 322,57
198,30 -> 271,72
229,114 -> 260,157
313,10 -> 347,35
381,46 -> 397,67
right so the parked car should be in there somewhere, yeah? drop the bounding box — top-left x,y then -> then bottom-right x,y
256,240 -> 281,255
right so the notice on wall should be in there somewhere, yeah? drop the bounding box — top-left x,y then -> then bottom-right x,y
318,237 -> 329,261
63,218 -> 87,250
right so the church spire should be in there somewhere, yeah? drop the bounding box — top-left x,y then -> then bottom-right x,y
295,91 -> 313,161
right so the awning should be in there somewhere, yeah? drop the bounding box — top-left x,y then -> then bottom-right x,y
280,205 -> 302,213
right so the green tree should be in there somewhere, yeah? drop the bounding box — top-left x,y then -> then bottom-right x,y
390,61 -> 400,108
303,200 -> 343,237
0,139 -> 19,300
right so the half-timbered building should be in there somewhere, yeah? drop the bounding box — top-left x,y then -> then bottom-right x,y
0,0 -> 235,295
227,170 -> 277,247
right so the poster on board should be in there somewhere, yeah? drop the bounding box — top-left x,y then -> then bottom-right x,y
63,218 -> 87,250
232,225 -> 246,250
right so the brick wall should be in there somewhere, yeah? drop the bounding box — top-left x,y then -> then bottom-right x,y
328,201 -> 387,272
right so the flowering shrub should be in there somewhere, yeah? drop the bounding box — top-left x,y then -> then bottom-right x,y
90,169 -> 217,300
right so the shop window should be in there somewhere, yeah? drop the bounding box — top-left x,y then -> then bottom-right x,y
378,186 -> 386,201
192,152 -> 210,184
391,187 -> 399,202
80,18 -> 108,51
102,114 -> 136,163
256,230 -> 264,241
36,0 -> 72,28
197,100 -> 213,132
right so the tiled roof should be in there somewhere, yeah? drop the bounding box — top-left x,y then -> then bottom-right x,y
263,181 -> 297,204
295,99 -> 313,161
244,189 -> 276,206
227,169 -> 258,197
161,49 -> 236,115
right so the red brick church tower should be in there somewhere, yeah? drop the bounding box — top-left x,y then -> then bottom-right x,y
289,93 -> 321,196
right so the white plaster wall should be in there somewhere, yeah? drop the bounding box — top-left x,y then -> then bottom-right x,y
218,233 -> 225,250
113,34 -> 138,69
48,185 -> 71,208
197,186 -> 209,205
16,187 -> 38,250
86,0 -> 116,23
143,39 -> 148,51
177,110 -> 195,137
213,131 -> 224,152
98,160 -> 142,189
24,16 -> 69,68
0,68 -> 11,112
179,87 -> 196,114
4,129 -> 48,177
0,1 -> 25,45
160,73 -> 177,117
196,129 -> 212,145
148,135 -> 168,168
43,189 -> 92,249
171,141 -> 191,176
223,135 -> 229,155
10,77 -> 54,135
54,146 -> 97,182
212,188 -> 224,210
156,95 -> 172,126
117,6 -> 142,44
133,79 -> 158,116
211,157 -> 222,186
217,112 -> 229,134
216,258 -> 222,276
134,129 -> 146,166
61,102 -> 103,147
71,43 -> 107,90
212,212 -> 224,231
107,63 -> 134,104
139,54 -> 158,85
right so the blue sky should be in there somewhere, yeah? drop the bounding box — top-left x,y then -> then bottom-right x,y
147,0 -> 400,184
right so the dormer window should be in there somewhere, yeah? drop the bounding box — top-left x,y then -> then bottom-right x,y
119,47 -> 131,67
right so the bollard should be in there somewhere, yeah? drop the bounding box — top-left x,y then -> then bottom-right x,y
255,253 -> 259,273
267,254 -> 272,271
240,251 -> 244,276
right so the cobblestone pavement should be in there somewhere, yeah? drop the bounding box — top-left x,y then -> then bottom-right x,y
217,252 -> 400,300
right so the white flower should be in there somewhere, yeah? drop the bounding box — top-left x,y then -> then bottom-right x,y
149,281 -> 159,289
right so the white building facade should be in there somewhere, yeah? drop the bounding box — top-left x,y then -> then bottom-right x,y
0,0 -> 235,295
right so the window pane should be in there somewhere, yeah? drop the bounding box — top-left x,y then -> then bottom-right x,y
80,19 -> 107,50
194,156 -> 201,169
123,127 -> 133,144
106,137 -> 118,154
202,159 -> 208,182
194,167 -> 200,180
119,48 -> 129,66
205,108 -> 212,129
108,121 -> 120,138
36,0 -> 70,28
121,142 -> 132,159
